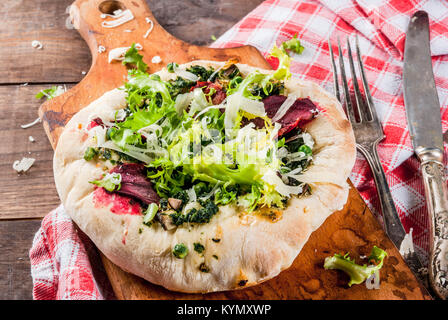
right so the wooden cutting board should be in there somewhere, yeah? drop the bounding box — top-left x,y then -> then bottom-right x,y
39,0 -> 431,300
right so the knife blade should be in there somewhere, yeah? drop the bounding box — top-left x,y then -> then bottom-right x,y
403,10 -> 448,300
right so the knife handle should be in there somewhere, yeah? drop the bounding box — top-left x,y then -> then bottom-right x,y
418,148 -> 448,299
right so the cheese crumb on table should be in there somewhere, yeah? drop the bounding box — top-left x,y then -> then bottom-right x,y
31,40 -> 43,49
13,157 -> 35,173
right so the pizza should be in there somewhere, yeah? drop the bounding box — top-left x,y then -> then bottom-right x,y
53,47 -> 356,293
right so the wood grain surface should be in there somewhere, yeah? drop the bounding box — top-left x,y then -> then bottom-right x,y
35,0 -> 431,300
0,0 -> 264,300
102,185 -> 431,300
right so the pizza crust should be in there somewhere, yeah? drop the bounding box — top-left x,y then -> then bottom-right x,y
53,61 -> 356,293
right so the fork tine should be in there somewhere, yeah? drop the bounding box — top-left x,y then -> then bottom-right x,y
346,37 -> 365,122
355,35 -> 377,122
337,36 -> 356,124
328,37 -> 340,102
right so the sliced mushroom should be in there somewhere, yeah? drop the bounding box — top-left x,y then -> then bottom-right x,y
157,211 -> 177,231
168,198 -> 182,210
219,64 -> 240,79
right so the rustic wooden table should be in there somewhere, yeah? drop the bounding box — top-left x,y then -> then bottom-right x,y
0,0 -> 263,300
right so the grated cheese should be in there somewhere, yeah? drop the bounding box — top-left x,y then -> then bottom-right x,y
98,45 -> 106,53
272,94 -> 297,122
28,136 -> 35,142
172,64 -> 199,82
21,117 -> 41,129
100,9 -> 123,19
31,40 -> 43,49
101,9 -> 134,28
108,43 -> 143,63
143,17 -> 154,38
13,157 -> 35,173
151,55 -> 162,64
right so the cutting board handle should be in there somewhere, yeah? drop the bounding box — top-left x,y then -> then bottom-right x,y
39,0 -> 270,148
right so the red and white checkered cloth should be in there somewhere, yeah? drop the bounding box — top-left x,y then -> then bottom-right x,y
30,0 -> 448,299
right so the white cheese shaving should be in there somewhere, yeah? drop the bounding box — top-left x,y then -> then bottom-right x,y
81,71 -> 86,75
143,18 -> 154,38
124,29 -> 132,33
98,45 -> 106,53
13,157 -> 35,173
21,117 -> 41,129
182,201 -> 202,216
174,92 -> 194,114
301,132 -> 315,148
399,228 -> 415,255
151,55 -> 162,64
272,94 -> 297,122
225,92 -> 266,129
28,136 -> 35,142
108,43 -> 142,63
31,40 -> 43,49
100,9 -> 123,19
186,187 -> 197,203
101,9 -> 134,28
262,169 -> 303,197
104,172 -> 122,185
173,64 -> 199,81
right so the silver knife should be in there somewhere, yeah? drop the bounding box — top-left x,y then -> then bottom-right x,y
403,10 -> 448,300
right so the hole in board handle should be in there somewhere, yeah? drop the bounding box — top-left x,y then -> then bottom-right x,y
99,0 -> 126,15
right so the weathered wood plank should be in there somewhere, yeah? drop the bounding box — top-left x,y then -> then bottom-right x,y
0,0 -> 91,84
147,0 -> 264,46
0,0 -> 263,84
0,84 -> 71,219
0,219 -> 42,300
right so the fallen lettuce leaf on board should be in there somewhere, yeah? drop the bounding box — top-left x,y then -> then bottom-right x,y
323,246 -> 387,287
281,34 -> 304,55
123,43 -> 148,72
35,85 -> 66,100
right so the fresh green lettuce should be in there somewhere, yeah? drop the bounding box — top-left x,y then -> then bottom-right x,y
324,246 -> 387,287
281,34 -> 304,55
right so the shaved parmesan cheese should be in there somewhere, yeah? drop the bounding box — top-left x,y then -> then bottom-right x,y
173,64 -> 199,82
193,103 -> 225,120
174,92 -> 193,114
81,71 -> 86,75
108,43 -> 142,63
114,109 -> 127,122
143,18 -> 154,38
101,9 -> 134,28
301,132 -> 314,148
28,136 -> 35,142
104,172 -> 122,185
225,93 -> 266,129
13,157 -> 35,173
98,45 -> 106,53
31,40 -> 43,49
262,169 -> 303,197
21,117 -> 41,129
186,187 -> 197,203
151,55 -> 162,64
100,9 -> 123,19
124,29 -> 132,33
272,94 -> 296,122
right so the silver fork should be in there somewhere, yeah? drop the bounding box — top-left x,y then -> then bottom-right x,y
329,36 -> 428,287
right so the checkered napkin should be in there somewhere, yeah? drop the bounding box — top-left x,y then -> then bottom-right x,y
30,0 -> 448,299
